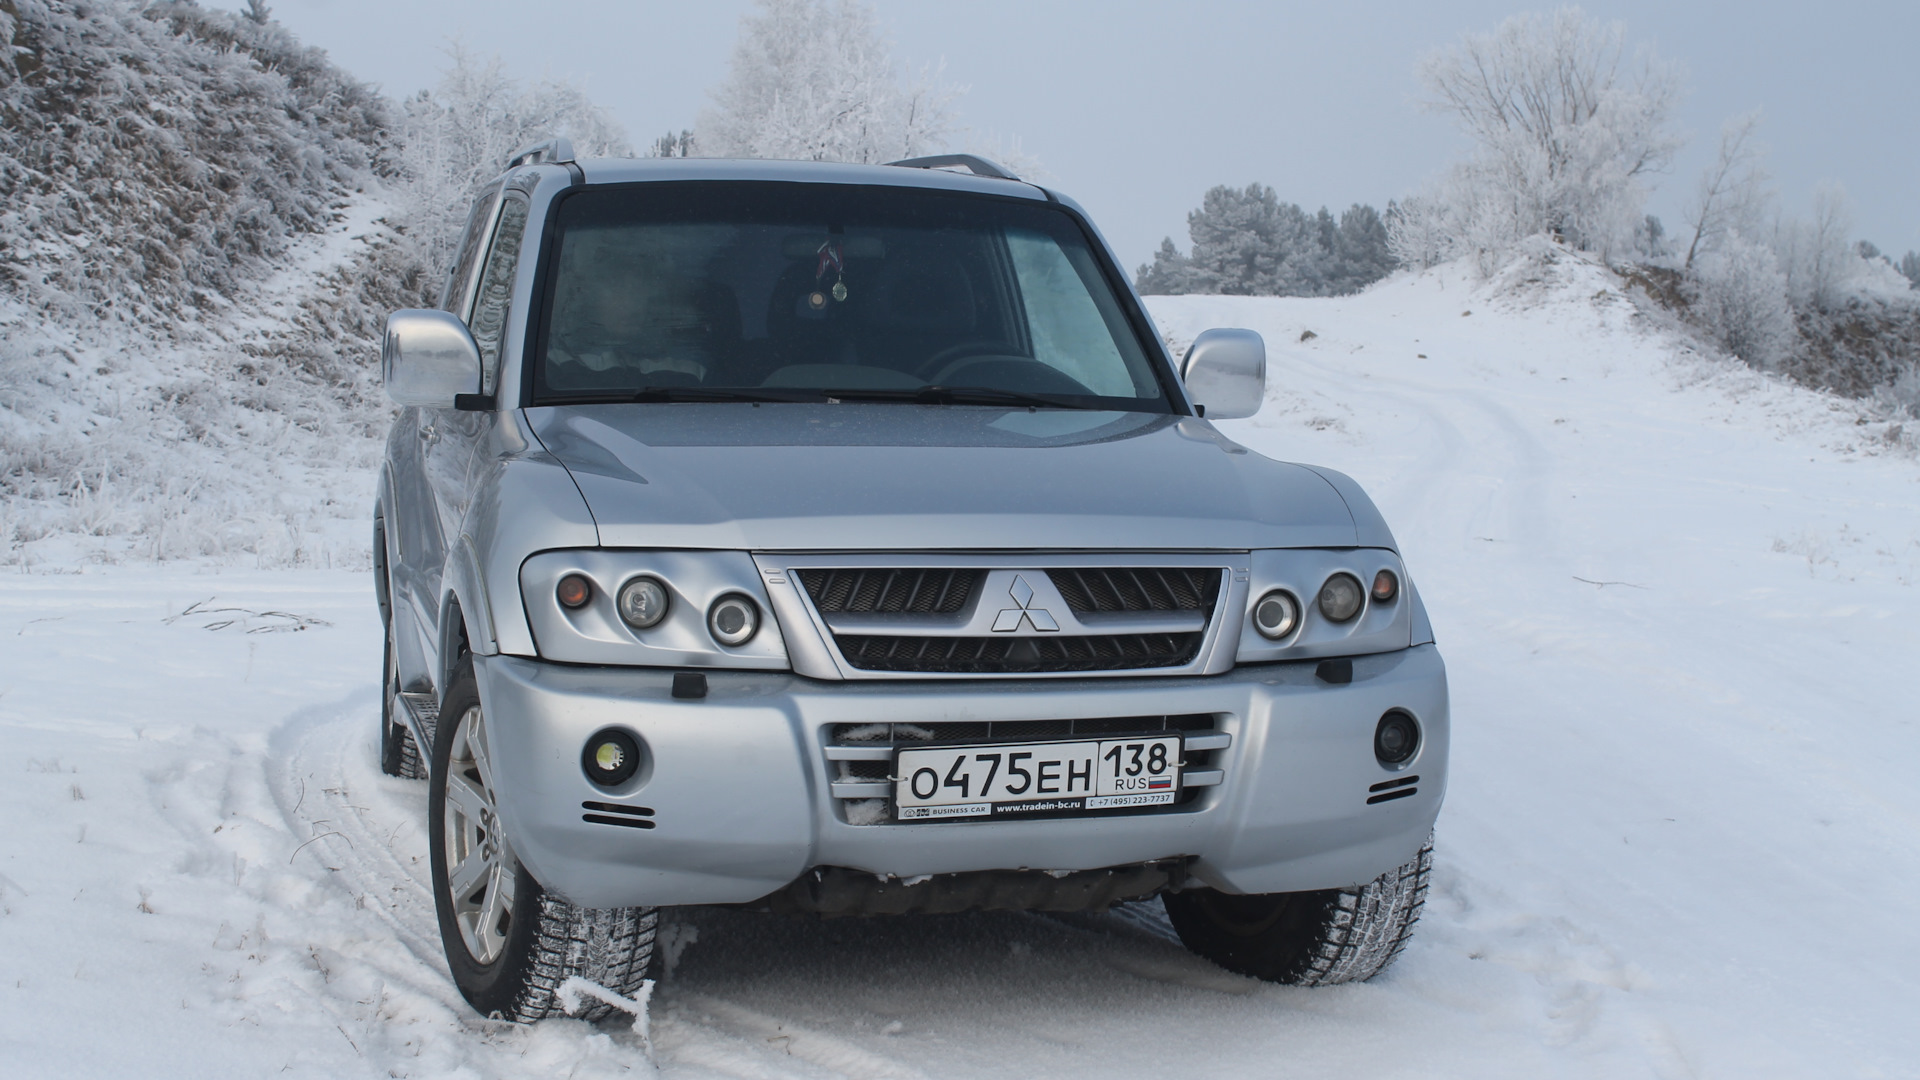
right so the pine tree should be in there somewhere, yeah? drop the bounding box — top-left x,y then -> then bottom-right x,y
1135,186 -> 1394,297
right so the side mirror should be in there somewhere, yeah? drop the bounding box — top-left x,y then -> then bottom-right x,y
1180,328 -> 1265,419
383,309 -> 483,408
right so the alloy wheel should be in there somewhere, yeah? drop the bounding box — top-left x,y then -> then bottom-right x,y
441,705 -> 517,965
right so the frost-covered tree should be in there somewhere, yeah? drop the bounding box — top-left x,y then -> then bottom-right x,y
1685,233 -> 1796,368
649,130 -> 696,158
1134,239 -> 1211,295
1902,252 -> 1920,290
395,47 -> 631,289
1136,185 -> 1393,297
1682,112 -> 1771,270
1773,185 -> 1859,313
698,0 -> 955,163
1328,204 -> 1395,292
1396,6 -> 1681,270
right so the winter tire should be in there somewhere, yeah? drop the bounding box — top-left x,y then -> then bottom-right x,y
1164,837 -> 1433,985
428,655 -> 659,1022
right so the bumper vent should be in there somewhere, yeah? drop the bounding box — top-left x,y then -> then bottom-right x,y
835,632 -> 1203,673
1366,776 -> 1419,805
798,568 -> 977,614
581,801 -> 655,829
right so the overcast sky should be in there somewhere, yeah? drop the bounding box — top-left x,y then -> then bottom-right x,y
220,0 -> 1917,268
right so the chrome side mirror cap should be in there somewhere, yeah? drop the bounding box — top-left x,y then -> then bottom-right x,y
383,309 -> 483,408
1180,328 -> 1265,419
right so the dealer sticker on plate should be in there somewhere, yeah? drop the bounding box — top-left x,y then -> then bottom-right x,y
893,736 -> 1182,820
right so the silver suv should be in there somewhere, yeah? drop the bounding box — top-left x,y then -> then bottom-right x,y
375,141 -> 1448,1022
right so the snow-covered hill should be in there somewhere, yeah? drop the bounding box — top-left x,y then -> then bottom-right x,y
0,2 -> 418,567
1,252 -> 1916,1077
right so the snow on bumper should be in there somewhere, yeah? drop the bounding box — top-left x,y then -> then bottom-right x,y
474,645 -> 1449,909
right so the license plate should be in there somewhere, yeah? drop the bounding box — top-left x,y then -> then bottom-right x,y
894,735 -> 1182,820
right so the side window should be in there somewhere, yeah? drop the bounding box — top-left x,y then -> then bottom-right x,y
440,189 -> 501,317
468,195 -> 531,396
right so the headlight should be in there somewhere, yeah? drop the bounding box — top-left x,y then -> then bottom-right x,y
1318,573 -> 1364,622
521,550 -> 788,669
1252,589 -> 1300,640
707,594 -> 760,646
1236,551 -> 1414,665
617,576 -> 670,629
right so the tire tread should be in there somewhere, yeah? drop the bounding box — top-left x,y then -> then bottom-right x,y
1292,838 -> 1433,986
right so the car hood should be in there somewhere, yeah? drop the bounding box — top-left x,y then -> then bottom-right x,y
524,403 -> 1360,552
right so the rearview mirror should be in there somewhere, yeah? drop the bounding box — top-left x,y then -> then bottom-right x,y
383,309 -> 483,408
1180,328 -> 1265,419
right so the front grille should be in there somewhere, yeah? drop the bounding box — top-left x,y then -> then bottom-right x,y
799,568 -> 978,614
1048,568 -> 1220,614
835,632 -> 1203,673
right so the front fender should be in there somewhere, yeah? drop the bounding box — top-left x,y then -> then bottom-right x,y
458,409 -> 601,659
1299,465 -> 1398,551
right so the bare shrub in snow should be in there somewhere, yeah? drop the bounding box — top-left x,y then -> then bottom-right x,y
1684,234 -> 1796,370
697,0 -> 956,163
1395,7 -> 1681,272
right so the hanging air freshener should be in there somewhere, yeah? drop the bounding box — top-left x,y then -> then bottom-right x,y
815,240 -> 848,303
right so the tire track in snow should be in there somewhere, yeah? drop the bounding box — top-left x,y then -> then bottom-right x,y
265,697 -> 445,968
1255,345 -> 1560,560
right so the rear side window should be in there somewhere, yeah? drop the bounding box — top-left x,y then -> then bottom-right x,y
468,195 -> 530,396
440,189 -> 501,317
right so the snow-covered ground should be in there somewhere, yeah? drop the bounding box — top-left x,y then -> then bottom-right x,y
3,252 -> 1917,1078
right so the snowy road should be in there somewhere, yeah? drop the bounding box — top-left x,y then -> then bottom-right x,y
4,257 -> 1918,1077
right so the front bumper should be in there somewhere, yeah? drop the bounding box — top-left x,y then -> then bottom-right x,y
474,644 -> 1449,909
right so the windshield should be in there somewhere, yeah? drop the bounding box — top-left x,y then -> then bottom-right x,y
529,182 -> 1170,410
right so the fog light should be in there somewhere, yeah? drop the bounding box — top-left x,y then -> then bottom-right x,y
1253,589 -> 1300,640
582,729 -> 641,787
617,576 -> 669,629
1372,569 -> 1399,603
556,573 -> 592,609
1374,711 -> 1419,766
1318,573 -> 1364,622
707,594 -> 759,646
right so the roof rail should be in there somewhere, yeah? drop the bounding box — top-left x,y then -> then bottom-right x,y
505,137 -> 577,170
885,153 -> 1020,181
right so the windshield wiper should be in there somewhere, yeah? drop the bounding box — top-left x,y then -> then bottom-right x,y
823,385 -> 1097,410
544,387 -> 824,405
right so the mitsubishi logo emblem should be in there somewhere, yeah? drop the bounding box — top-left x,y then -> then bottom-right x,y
991,574 -> 1059,633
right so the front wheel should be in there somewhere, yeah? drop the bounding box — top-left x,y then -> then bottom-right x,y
1164,838 -> 1433,985
428,657 -> 658,1021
